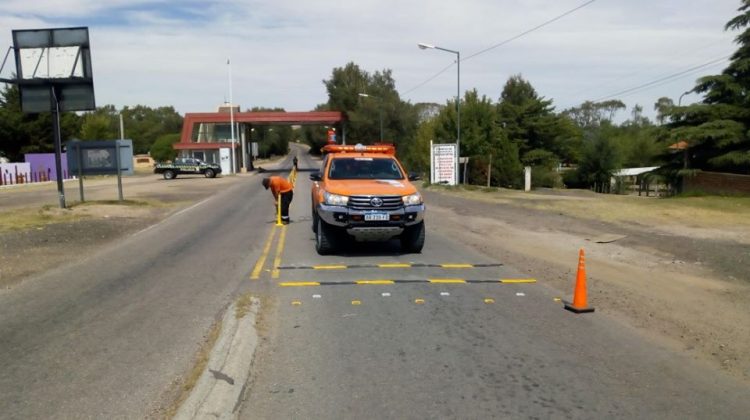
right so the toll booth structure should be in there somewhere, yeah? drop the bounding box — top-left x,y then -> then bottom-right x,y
176,109 -> 346,173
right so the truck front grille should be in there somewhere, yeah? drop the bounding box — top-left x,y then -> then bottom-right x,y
349,195 -> 403,211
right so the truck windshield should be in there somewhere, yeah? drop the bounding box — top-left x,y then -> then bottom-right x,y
328,157 -> 404,180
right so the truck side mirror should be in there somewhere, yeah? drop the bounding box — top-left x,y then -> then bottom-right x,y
309,172 -> 322,181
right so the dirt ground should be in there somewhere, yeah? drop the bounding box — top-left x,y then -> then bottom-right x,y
423,187 -> 750,383
2,171 -> 748,384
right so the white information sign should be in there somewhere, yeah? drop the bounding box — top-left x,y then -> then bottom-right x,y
219,147 -> 231,175
430,142 -> 458,185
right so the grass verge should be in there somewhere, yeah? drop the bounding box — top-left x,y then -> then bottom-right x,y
426,185 -> 750,229
164,318 -> 223,419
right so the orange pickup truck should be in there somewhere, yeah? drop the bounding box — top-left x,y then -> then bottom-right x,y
309,144 -> 425,255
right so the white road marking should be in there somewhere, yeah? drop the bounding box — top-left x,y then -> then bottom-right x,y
381,292 -> 391,297
440,292 -> 450,297
516,292 -> 526,296
312,294 -> 322,299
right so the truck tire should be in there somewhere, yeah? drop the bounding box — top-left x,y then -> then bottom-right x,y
204,168 -> 216,178
400,221 -> 425,253
312,209 -> 319,233
163,170 -> 176,180
315,218 -> 336,255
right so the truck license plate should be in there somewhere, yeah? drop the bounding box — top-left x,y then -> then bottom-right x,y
364,213 -> 389,221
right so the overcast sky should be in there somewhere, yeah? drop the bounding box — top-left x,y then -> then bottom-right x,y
0,0 -> 742,121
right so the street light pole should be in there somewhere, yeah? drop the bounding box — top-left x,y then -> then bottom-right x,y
358,93 -> 384,142
228,58 -> 235,174
678,90 -> 691,106
418,42 -> 461,184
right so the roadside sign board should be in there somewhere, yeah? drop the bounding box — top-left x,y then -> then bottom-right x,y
430,142 -> 457,185
66,140 -> 133,175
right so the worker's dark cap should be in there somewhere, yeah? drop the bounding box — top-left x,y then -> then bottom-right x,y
262,178 -> 270,189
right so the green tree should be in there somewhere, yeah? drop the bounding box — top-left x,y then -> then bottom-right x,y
577,132 -> 622,193
0,83 -> 81,160
150,133 -> 180,162
497,75 -> 581,165
563,100 -> 626,130
666,0 -> 750,174
321,62 -> 418,155
654,97 -> 675,125
79,106 -> 119,140
120,105 -> 183,154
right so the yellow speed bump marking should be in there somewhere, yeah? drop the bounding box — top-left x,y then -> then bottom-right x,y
484,298 -> 495,304
377,263 -> 412,268
414,298 -> 425,304
271,225 -> 288,279
441,263 -> 474,268
500,279 -> 537,284
356,280 -> 395,285
250,226 -> 278,279
351,299 -> 362,306
429,279 -> 466,284
313,265 -> 348,270
279,282 -> 321,287
291,300 -> 302,306
553,297 -> 562,302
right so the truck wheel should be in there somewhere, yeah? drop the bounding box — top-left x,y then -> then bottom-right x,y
163,170 -> 176,180
400,221 -> 425,253
204,168 -> 216,178
312,209 -> 319,233
315,218 -> 336,255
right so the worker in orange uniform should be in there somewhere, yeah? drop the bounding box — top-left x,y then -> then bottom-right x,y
262,176 -> 294,223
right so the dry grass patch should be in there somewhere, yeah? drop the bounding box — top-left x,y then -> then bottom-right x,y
235,292 -> 256,320
163,318 -> 223,419
0,205 -> 86,233
428,185 -> 750,230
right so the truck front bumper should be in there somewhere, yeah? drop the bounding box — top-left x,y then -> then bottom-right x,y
317,203 -> 425,241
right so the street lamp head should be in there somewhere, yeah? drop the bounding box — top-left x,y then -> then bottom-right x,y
418,42 -> 435,50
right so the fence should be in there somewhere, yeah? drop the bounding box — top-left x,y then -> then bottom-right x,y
0,167 -> 73,186
683,170 -> 750,195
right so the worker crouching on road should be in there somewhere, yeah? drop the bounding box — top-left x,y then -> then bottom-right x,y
262,176 -> 294,223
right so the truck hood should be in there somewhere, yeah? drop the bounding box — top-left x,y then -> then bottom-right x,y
324,179 -> 417,197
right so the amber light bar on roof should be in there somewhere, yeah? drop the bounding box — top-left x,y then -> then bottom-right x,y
322,143 -> 395,155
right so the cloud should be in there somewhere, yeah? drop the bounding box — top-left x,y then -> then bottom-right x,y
0,0 -> 742,120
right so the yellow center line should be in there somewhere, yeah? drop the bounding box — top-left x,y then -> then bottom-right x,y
377,263 -> 412,268
441,264 -> 474,268
313,265 -> 348,270
356,280 -> 395,285
280,282 -> 321,287
271,225 -> 288,279
500,279 -> 537,284
428,278 -> 467,284
250,225 -> 278,280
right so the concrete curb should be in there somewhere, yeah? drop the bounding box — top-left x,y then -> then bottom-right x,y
174,297 -> 260,420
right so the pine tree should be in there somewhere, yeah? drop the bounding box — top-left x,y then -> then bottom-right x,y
668,0 -> 750,174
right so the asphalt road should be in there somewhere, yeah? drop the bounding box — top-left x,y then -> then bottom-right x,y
0,154 -> 289,418
239,151 -> 750,419
1,147 -> 749,419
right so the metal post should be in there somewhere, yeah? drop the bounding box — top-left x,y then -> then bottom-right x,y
51,86 -> 66,209
487,154 -> 492,187
228,59 -> 235,174
119,113 -> 125,139
115,140 -> 123,201
77,143 -> 84,202
456,50 -> 461,184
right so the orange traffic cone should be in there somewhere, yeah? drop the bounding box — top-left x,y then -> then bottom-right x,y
564,248 -> 595,313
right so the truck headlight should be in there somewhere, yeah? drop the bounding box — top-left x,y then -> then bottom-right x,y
402,192 -> 423,205
323,191 -> 349,206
